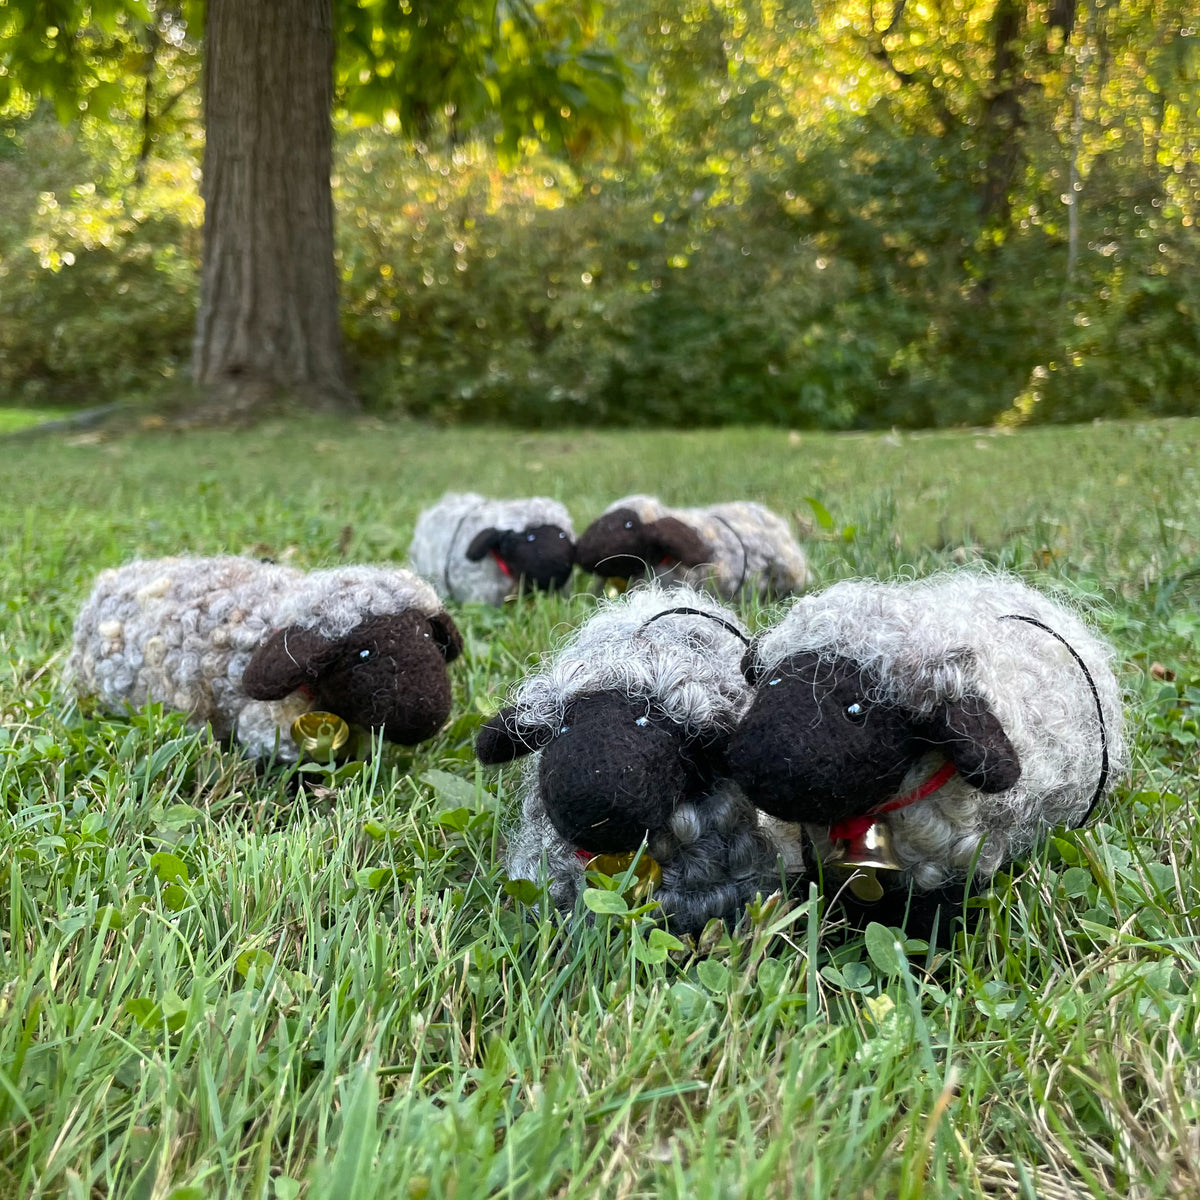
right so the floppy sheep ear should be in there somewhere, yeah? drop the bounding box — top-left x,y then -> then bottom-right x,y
465,528 -> 503,562
916,695 -> 1022,793
429,611 -> 464,662
648,517 -> 712,567
476,705 -> 553,764
242,627 -> 336,700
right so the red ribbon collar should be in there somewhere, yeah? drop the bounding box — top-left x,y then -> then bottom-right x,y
828,760 -> 958,842
489,550 -> 513,578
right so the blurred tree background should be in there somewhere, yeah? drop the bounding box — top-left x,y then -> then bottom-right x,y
0,0 -> 1197,428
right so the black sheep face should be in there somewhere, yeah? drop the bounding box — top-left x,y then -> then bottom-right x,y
465,524 -> 575,592
726,650 -> 1021,827
241,610 -> 464,745
476,691 -> 726,854
574,508 -> 712,583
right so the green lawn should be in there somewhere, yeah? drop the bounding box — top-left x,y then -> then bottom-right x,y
2,416 -> 1198,1199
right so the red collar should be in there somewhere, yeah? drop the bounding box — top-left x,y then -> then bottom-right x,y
490,550 -> 512,578
828,760 -> 958,842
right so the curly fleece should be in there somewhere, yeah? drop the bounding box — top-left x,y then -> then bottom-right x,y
68,555 -> 443,760
408,492 -> 575,605
500,584 -> 803,930
500,583 -> 754,740
748,570 -> 1127,889
587,494 -> 809,600
508,774 -> 795,935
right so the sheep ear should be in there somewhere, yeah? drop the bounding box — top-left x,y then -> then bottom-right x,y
916,695 -> 1021,793
429,611 -> 464,662
242,627 -> 335,700
476,705 -> 553,764
465,528 -> 503,562
648,517 -> 711,567
740,640 -> 766,686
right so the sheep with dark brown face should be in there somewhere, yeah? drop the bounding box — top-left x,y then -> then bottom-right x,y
574,495 -> 808,601
476,584 -> 803,934
68,556 -> 463,760
409,492 -> 575,605
727,572 -> 1126,893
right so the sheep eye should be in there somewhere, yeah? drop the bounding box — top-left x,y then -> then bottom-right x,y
526,532 -> 536,543
623,520 -> 634,530
635,716 -> 649,727
559,724 -> 569,735
558,531 -> 566,539
358,649 -> 372,660
767,677 -> 781,687
845,702 -> 868,723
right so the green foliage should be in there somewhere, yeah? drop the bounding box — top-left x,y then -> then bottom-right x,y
335,0 -> 632,160
2,0 -> 1198,425
0,110 -> 199,402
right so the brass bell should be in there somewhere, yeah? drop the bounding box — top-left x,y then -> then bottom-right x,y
586,850 -> 662,902
828,821 -> 900,872
290,711 -> 350,761
827,822 -> 900,904
603,577 -> 630,598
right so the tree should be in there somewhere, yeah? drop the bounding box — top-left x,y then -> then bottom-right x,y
0,0 -> 630,415
194,0 -> 351,413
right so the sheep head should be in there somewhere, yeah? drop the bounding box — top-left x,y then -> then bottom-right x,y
574,508 -> 712,584
726,650 -> 1021,826
476,691 -> 728,854
464,524 -> 575,592
241,610 -> 463,745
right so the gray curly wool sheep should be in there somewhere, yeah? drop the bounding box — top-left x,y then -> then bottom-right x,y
728,571 -> 1126,892
574,495 -> 809,601
408,492 -> 576,605
69,555 -> 463,761
476,584 -> 803,933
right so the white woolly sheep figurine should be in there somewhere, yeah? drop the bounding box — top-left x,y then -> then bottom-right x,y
408,492 -> 576,605
574,495 -> 809,602
69,555 -> 464,761
475,584 -> 802,934
726,571 -> 1126,901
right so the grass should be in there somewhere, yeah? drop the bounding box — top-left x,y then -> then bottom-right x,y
1,414 -> 1198,1199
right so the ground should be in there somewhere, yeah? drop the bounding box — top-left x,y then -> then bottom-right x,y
1,416 -> 1197,1198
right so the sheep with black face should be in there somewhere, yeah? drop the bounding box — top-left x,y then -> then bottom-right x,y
68,556 -> 463,760
574,495 -> 809,602
727,572 -> 1126,895
476,584 -> 801,934
409,492 -> 575,605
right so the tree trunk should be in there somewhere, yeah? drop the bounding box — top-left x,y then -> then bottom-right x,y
192,0 -> 356,416
979,0 -> 1024,231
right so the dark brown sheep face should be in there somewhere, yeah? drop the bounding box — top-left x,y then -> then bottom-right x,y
465,524 -> 575,592
574,508 -> 712,583
727,651 -> 1021,827
476,692 -> 728,854
242,610 -> 463,746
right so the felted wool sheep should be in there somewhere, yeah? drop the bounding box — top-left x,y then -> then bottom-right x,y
727,571 -> 1126,895
408,492 -> 575,605
69,555 -> 464,761
574,495 -> 809,601
476,584 -> 802,933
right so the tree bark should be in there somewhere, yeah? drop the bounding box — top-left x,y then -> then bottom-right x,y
979,0 -> 1024,230
192,0 -> 356,415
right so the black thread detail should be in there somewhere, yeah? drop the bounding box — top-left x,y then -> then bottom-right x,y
710,513 -> 749,595
999,612 -> 1111,824
639,605 -> 751,646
